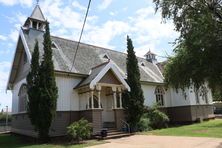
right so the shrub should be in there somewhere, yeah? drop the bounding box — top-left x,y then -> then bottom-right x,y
148,107 -> 169,129
67,118 -> 92,143
137,113 -> 151,131
0,113 -> 11,123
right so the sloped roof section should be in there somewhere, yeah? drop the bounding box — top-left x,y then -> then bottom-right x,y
77,61 -> 109,87
76,61 -> 130,91
22,28 -> 164,83
30,5 -> 46,21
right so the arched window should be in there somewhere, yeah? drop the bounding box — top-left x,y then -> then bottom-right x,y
201,86 -> 208,104
88,95 -> 100,109
18,84 -> 28,112
194,87 -> 200,104
155,86 -> 165,106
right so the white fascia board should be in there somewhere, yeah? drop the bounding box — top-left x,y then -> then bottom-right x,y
6,29 -> 22,90
90,61 -> 130,91
90,62 -> 111,89
110,63 -> 130,91
6,29 -> 31,90
20,29 -> 31,63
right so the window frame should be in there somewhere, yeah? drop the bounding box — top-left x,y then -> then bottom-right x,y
18,84 -> 28,112
155,86 -> 165,106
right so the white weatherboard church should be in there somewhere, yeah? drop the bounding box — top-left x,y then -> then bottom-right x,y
7,5 -> 214,137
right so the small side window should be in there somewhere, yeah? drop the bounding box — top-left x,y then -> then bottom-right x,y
33,21 -> 37,29
23,51 -> 27,64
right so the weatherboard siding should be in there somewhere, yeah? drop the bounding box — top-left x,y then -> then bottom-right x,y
55,75 -> 82,111
11,78 -> 26,114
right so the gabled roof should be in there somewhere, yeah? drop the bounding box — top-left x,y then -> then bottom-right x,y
29,5 -> 46,22
145,49 -> 156,56
21,28 -> 164,83
76,61 -> 130,91
7,28 -> 164,90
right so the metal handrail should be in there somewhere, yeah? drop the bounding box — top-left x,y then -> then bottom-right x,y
120,119 -> 130,133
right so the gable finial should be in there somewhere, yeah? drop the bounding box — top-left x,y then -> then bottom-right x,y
36,0 -> 39,5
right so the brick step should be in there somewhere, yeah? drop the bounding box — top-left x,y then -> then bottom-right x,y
104,132 -> 131,139
107,129 -> 118,132
95,128 -> 131,140
107,131 -> 126,136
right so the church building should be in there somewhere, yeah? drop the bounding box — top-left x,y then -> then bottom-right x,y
7,4 -> 214,137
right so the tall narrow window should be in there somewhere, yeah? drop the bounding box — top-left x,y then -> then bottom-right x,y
18,84 -> 28,112
116,94 -> 120,108
201,86 -> 208,104
88,95 -> 99,108
194,87 -> 200,104
155,86 -> 165,106
33,21 -> 37,29
23,51 -> 27,64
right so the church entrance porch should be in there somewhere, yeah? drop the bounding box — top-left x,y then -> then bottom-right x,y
75,61 -> 130,133
78,84 -> 124,133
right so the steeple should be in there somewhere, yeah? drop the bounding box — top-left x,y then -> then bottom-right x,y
144,49 -> 157,64
23,4 -> 47,31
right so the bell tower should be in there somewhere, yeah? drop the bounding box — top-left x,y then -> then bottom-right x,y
144,49 -> 157,64
23,4 -> 46,31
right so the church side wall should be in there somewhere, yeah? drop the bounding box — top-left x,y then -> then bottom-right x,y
14,47 -> 30,84
170,88 -> 191,107
11,78 -> 26,114
55,75 -> 82,111
142,84 -> 158,107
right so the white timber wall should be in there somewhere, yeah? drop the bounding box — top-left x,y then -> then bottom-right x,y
188,83 -> 213,105
170,88 -> 191,107
142,84 -> 157,107
56,75 -> 82,111
79,93 -> 88,110
11,78 -> 26,114
142,84 -> 172,107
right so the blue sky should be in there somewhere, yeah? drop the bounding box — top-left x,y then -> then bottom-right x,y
0,0 -> 178,111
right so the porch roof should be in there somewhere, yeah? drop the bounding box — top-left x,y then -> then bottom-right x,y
75,60 -> 130,91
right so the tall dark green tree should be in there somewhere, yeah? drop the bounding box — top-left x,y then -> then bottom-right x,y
27,40 -> 40,130
123,36 -> 144,131
153,0 -> 222,98
38,22 -> 58,141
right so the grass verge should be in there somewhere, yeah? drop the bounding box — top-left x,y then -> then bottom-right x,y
141,119 -> 222,138
0,133 -> 106,148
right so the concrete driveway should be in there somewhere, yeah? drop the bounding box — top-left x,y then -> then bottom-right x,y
88,135 -> 222,148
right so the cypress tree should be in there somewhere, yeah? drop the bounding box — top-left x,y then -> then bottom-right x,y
38,22 -> 58,141
123,35 -> 144,131
27,40 -> 40,130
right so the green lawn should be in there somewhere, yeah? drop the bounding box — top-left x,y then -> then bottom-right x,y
142,119 -> 222,138
0,134 -> 105,148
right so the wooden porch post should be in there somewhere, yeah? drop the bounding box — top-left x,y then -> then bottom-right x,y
112,86 -> 117,109
96,85 -> 102,109
91,90 -> 94,109
98,91 -> 101,108
87,92 -> 90,109
119,92 -> 122,108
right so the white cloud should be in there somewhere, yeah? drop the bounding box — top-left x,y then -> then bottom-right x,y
72,1 -> 86,11
129,6 -> 178,59
98,0 -> 113,10
0,0 -> 33,7
0,35 -> 7,41
0,62 -> 11,89
0,49 -> 11,55
9,30 -> 19,42
83,20 -> 130,49
0,61 -> 12,111
4,13 -> 26,43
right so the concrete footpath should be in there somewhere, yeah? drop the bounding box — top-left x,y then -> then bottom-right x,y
88,135 -> 222,148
